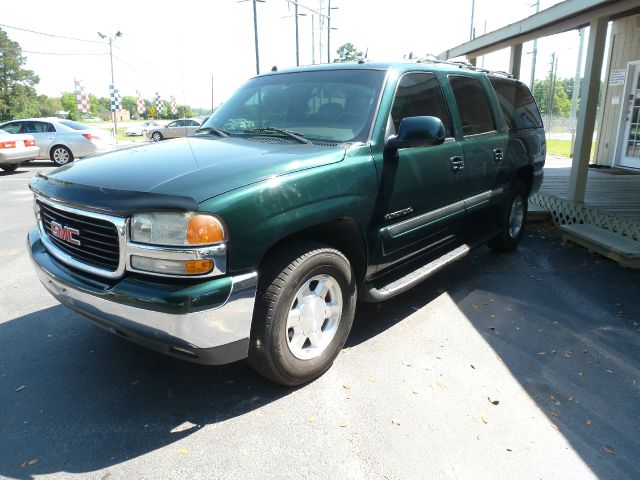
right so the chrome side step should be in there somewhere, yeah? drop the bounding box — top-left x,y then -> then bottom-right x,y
359,244 -> 470,302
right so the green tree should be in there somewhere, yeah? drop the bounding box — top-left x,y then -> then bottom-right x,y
0,28 -> 41,121
60,92 -> 79,120
333,42 -> 363,63
532,76 -> 571,117
177,105 -> 193,118
37,95 -> 61,117
121,95 -> 137,118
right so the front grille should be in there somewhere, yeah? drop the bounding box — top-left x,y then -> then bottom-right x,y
39,201 -> 120,271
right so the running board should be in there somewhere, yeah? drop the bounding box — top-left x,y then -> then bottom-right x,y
359,244 -> 470,302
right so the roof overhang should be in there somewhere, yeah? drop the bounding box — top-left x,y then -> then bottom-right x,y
438,0 -> 640,60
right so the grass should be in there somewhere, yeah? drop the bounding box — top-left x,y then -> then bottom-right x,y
546,139 -> 596,160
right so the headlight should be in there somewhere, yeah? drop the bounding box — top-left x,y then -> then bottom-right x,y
131,212 -> 226,246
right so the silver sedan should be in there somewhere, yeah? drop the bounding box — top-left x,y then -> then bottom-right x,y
0,129 -> 39,172
143,118 -> 201,142
0,118 -> 113,166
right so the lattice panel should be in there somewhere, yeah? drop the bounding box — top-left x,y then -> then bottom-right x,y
530,192 -> 640,242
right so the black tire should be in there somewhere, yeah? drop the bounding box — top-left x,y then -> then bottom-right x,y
0,164 -> 18,172
151,132 -> 163,142
247,244 -> 357,386
50,145 -> 73,166
488,181 -> 528,253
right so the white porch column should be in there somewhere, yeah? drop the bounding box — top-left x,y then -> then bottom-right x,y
509,44 -> 523,79
468,57 -> 477,66
567,16 -> 608,202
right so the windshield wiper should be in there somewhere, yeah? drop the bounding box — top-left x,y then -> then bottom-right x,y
244,127 -> 312,145
195,127 -> 230,138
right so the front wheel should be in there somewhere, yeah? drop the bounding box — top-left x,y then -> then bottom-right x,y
50,145 -> 73,166
488,181 -> 528,253
247,244 -> 357,386
151,132 -> 163,142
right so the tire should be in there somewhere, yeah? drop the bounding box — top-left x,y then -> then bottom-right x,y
151,132 -> 163,142
50,145 -> 73,166
247,244 -> 357,386
488,181 -> 528,253
0,164 -> 18,172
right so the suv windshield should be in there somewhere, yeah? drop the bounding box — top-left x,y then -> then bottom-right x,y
202,69 -> 386,143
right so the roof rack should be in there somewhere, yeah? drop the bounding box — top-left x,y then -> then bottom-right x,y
414,55 -> 514,78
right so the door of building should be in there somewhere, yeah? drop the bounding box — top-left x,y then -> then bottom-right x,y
620,61 -> 640,169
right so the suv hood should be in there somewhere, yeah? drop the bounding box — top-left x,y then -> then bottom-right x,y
36,137 -> 347,204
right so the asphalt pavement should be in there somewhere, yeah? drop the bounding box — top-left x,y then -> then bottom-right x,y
1,161 -> 639,480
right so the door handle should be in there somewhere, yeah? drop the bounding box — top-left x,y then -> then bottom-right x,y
494,148 -> 504,161
450,156 -> 464,172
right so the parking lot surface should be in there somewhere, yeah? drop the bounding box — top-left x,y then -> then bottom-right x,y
1,162 -> 639,479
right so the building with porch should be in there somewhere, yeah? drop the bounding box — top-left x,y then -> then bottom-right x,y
439,0 -> 640,263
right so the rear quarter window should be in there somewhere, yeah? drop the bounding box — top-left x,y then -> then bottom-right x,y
489,77 -> 543,130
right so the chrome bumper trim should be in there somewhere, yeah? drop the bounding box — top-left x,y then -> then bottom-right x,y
32,253 -> 258,351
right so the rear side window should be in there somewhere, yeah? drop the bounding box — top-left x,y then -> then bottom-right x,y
489,77 -> 543,130
449,75 -> 496,136
1,122 -> 22,134
391,73 -> 453,138
60,120 -> 91,130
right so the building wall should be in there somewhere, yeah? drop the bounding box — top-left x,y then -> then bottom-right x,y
596,14 -> 640,167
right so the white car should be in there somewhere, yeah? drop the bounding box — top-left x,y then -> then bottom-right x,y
125,122 -> 161,136
0,118 -> 113,166
0,129 -> 39,172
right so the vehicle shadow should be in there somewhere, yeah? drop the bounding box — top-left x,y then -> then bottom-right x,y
0,305 -> 288,479
351,230 -> 640,479
1,231 -> 638,479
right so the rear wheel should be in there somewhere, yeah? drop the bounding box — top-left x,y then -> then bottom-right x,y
0,164 -> 18,172
151,132 -> 163,142
488,181 -> 528,253
247,244 -> 357,386
50,145 -> 73,166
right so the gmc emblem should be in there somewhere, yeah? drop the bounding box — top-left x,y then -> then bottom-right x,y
50,221 -> 81,246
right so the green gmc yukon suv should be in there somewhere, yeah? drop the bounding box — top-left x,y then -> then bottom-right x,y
28,61 -> 545,385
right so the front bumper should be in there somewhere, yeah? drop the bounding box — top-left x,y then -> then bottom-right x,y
28,228 -> 258,365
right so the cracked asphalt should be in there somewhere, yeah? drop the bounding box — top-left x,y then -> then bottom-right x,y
1,161 -> 639,479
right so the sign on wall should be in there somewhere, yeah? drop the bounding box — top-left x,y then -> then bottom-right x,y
609,69 -> 626,86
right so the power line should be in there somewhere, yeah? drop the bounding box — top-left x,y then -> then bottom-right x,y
22,50 -> 108,56
0,23 -> 103,43
113,45 -> 161,70
112,54 -> 172,89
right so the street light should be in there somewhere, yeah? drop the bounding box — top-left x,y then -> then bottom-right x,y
239,0 -> 265,75
97,30 -> 122,143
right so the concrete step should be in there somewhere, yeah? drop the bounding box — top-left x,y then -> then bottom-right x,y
558,224 -> 640,268
527,204 -> 550,223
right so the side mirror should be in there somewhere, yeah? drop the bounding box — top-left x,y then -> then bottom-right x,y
385,116 -> 446,151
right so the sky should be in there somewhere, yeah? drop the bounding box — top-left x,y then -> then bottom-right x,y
1,0 -> 588,110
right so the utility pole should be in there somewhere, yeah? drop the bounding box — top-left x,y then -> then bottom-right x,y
211,75 -> 214,113
318,0 -> 324,63
569,28 -> 585,156
327,0 -> 331,63
470,0 -> 476,40
239,0 -> 263,74
295,1 -> 300,66
98,31 -> 122,144
546,52 -> 558,138
529,0 -> 540,88
311,15 -> 316,64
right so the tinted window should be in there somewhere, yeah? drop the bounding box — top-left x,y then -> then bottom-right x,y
390,73 -> 453,138
1,122 -> 23,134
60,120 -> 91,130
449,75 -> 496,135
489,77 -> 543,130
24,121 -> 55,133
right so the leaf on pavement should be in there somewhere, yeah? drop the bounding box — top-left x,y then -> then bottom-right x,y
550,411 -> 560,418
130,380 -> 140,386
15,385 -> 25,392
488,397 -> 500,405
20,459 -> 38,467
342,384 -> 351,390
602,445 -> 614,455
411,388 -> 422,395
178,447 -> 187,455
225,379 -> 236,385
392,419 -> 401,426
367,376 -> 376,383
436,380 -> 447,389
537,352 -> 546,355
482,415 -> 488,424
308,416 -> 316,423
586,419 -> 593,426
339,421 -> 348,428
568,396 -> 575,401
550,423 -> 559,430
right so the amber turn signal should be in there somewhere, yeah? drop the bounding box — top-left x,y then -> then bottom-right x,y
185,259 -> 214,274
186,215 -> 225,245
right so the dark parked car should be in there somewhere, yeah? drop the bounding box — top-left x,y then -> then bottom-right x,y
28,62 -> 545,385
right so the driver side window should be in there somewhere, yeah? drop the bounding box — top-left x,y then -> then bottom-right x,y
390,73 -> 453,138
